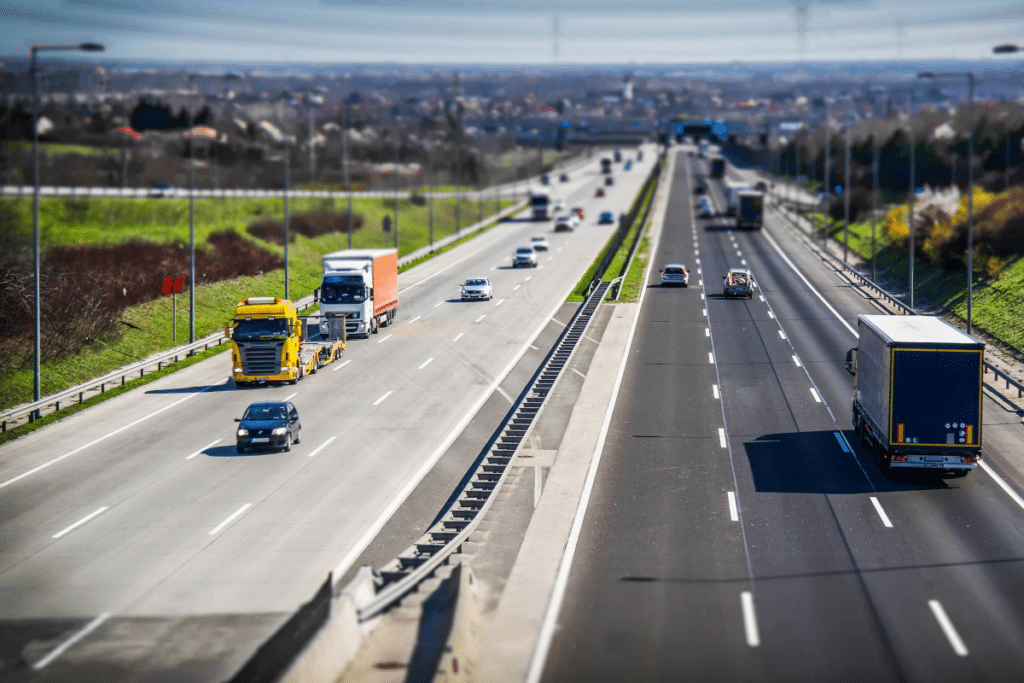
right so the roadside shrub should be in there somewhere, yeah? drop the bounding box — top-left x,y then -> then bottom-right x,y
246,211 -> 363,244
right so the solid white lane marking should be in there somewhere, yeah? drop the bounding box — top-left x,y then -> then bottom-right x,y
573,368 -> 586,378
407,315 -> 421,324
283,392 -> 298,401
186,439 -> 221,460
307,436 -> 336,459
53,506 -> 109,539
778,330 -> 786,340
514,284 -> 521,291
834,432 -> 850,452
453,332 -> 464,342
435,301 -> 445,307
495,299 -> 505,307
929,600 -> 968,656
793,355 -> 801,367
332,359 -> 352,373
810,388 -> 821,403
209,503 -> 251,536
0,383 -> 219,490
719,428 -> 727,447
768,311 -> 775,319
705,327 -> 710,337
33,612 -> 111,669
762,230 -> 858,337
475,314 -> 486,322
979,461 -> 1024,512
377,334 -> 392,344
709,352 -> 715,364
870,496 -> 894,527
741,592 -> 761,647
713,384 -> 720,399
727,491 -> 739,521
418,357 -> 434,370
373,391 -> 393,406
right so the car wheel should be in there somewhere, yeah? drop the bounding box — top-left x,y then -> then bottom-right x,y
237,445 -> 246,454
294,428 -> 301,445
284,433 -> 292,452
371,316 -> 379,334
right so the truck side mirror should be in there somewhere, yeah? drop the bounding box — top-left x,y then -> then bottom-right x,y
223,324 -> 230,339
845,348 -> 857,375
314,287 -> 320,304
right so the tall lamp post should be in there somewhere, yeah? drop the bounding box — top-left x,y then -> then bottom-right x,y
919,70 -> 974,334
994,44 -> 1022,191
31,42 -> 104,416
184,73 -> 197,343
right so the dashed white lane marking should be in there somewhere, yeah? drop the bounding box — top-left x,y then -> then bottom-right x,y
834,432 -> 849,452
741,592 -> 761,647
929,600 -> 969,656
768,311 -> 775,319
705,327 -> 710,337
435,301 -> 445,307
495,299 -> 505,307
700,292 -> 705,300
709,352 -> 715,364
718,428 -> 727,447
810,388 -> 822,403
713,384 -> 720,399
727,491 -> 739,521
282,392 -> 298,401
870,496 -> 894,527
514,284 -> 521,291
53,506 -> 109,539
33,612 -> 111,669
332,359 -> 352,373
793,355 -> 801,367
407,315 -> 421,324
209,503 -> 251,536
418,357 -> 434,370
703,308 -> 707,317
377,334 -> 392,344
778,330 -> 786,340
452,332 -> 464,342
490,266 -> 496,271
759,295 -> 765,302
186,439 -> 222,460
699,279 -> 703,286
573,368 -> 586,378
307,436 -> 337,459
475,314 -> 486,323
741,259 -> 748,266
525,276 -> 532,281
373,391 -> 393,406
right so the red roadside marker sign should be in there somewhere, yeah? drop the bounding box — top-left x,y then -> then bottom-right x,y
161,276 -> 185,294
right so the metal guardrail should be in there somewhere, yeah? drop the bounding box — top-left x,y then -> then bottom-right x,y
0,294 -> 316,433
355,279 -> 617,622
774,201 -> 1024,401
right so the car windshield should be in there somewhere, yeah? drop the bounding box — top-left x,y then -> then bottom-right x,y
532,238 -> 545,243
232,318 -> 289,341
243,405 -> 287,420
466,279 -> 487,286
517,248 -> 533,254
665,267 -> 684,274
320,283 -> 366,304
530,195 -> 549,207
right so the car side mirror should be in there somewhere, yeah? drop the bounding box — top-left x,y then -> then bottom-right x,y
234,418 -> 241,422
845,348 -> 857,376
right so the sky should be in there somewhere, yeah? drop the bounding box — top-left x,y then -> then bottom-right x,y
2,0 -> 1023,65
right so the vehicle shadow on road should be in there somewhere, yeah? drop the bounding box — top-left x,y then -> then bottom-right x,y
145,383 -> 234,395
744,431 -> 952,495
703,222 -> 736,231
204,445 -> 267,458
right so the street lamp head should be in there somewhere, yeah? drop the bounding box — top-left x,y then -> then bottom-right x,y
79,42 -> 105,52
918,72 -> 937,79
993,44 -> 1021,54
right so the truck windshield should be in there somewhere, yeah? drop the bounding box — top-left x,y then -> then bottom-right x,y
233,318 -> 289,341
530,195 -> 550,207
321,284 -> 366,304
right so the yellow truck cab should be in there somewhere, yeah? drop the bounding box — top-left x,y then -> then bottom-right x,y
225,297 -> 345,387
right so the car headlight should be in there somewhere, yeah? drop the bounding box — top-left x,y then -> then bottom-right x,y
272,427 -> 288,435
237,429 -> 249,436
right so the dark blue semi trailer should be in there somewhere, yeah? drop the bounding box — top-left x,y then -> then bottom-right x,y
845,315 -> 984,475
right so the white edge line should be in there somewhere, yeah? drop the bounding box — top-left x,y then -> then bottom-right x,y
0,383 -> 219,490
52,506 -> 109,539
741,591 -> 761,647
208,503 -> 251,536
979,461 -> 1024,511
373,390 -> 393,406
418,357 -> 434,370
929,600 -> 969,656
33,612 -> 112,669
834,432 -> 850,452
524,144 -> 672,683
186,438 -> 222,460
307,436 -> 337,459
727,491 -> 739,521
332,359 -> 352,373
869,496 -> 894,528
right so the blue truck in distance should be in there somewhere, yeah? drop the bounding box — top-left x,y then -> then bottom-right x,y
845,315 -> 984,475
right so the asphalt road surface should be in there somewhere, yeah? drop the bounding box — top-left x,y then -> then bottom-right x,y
0,148 -> 652,679
539,148 -> 1024,683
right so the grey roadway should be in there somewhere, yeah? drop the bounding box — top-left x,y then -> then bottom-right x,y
539,149 -> 1024,683
0,147 -> 651,677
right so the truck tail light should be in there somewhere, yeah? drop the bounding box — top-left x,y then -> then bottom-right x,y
893,455 -> 906,462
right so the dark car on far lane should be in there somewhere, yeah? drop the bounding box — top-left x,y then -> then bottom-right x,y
598,211 -> 615,224
236,401 -> 301,453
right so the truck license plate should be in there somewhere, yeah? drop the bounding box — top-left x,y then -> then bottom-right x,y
252,437 -> 269,443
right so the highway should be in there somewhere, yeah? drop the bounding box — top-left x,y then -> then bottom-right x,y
0,146 -> 653,679
538,149 -> 1024,683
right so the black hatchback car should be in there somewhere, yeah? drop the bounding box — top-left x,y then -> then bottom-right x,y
236,401 -> 301,453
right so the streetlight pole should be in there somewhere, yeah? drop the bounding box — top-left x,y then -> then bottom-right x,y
30,42 -> 103,415
342,101 -> 352,249
823,103 -> 831,243
908,93 -> 917,310
871,129 -> 878,282
187,73 -> 196,343
919,70 -> 975,333
283,122 -> 291,300
844,116 -> 851,264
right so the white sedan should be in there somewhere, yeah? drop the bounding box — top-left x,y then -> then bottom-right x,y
530,236 -> 550,251
660,264 -> 689,287
461,277 -> 493,301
